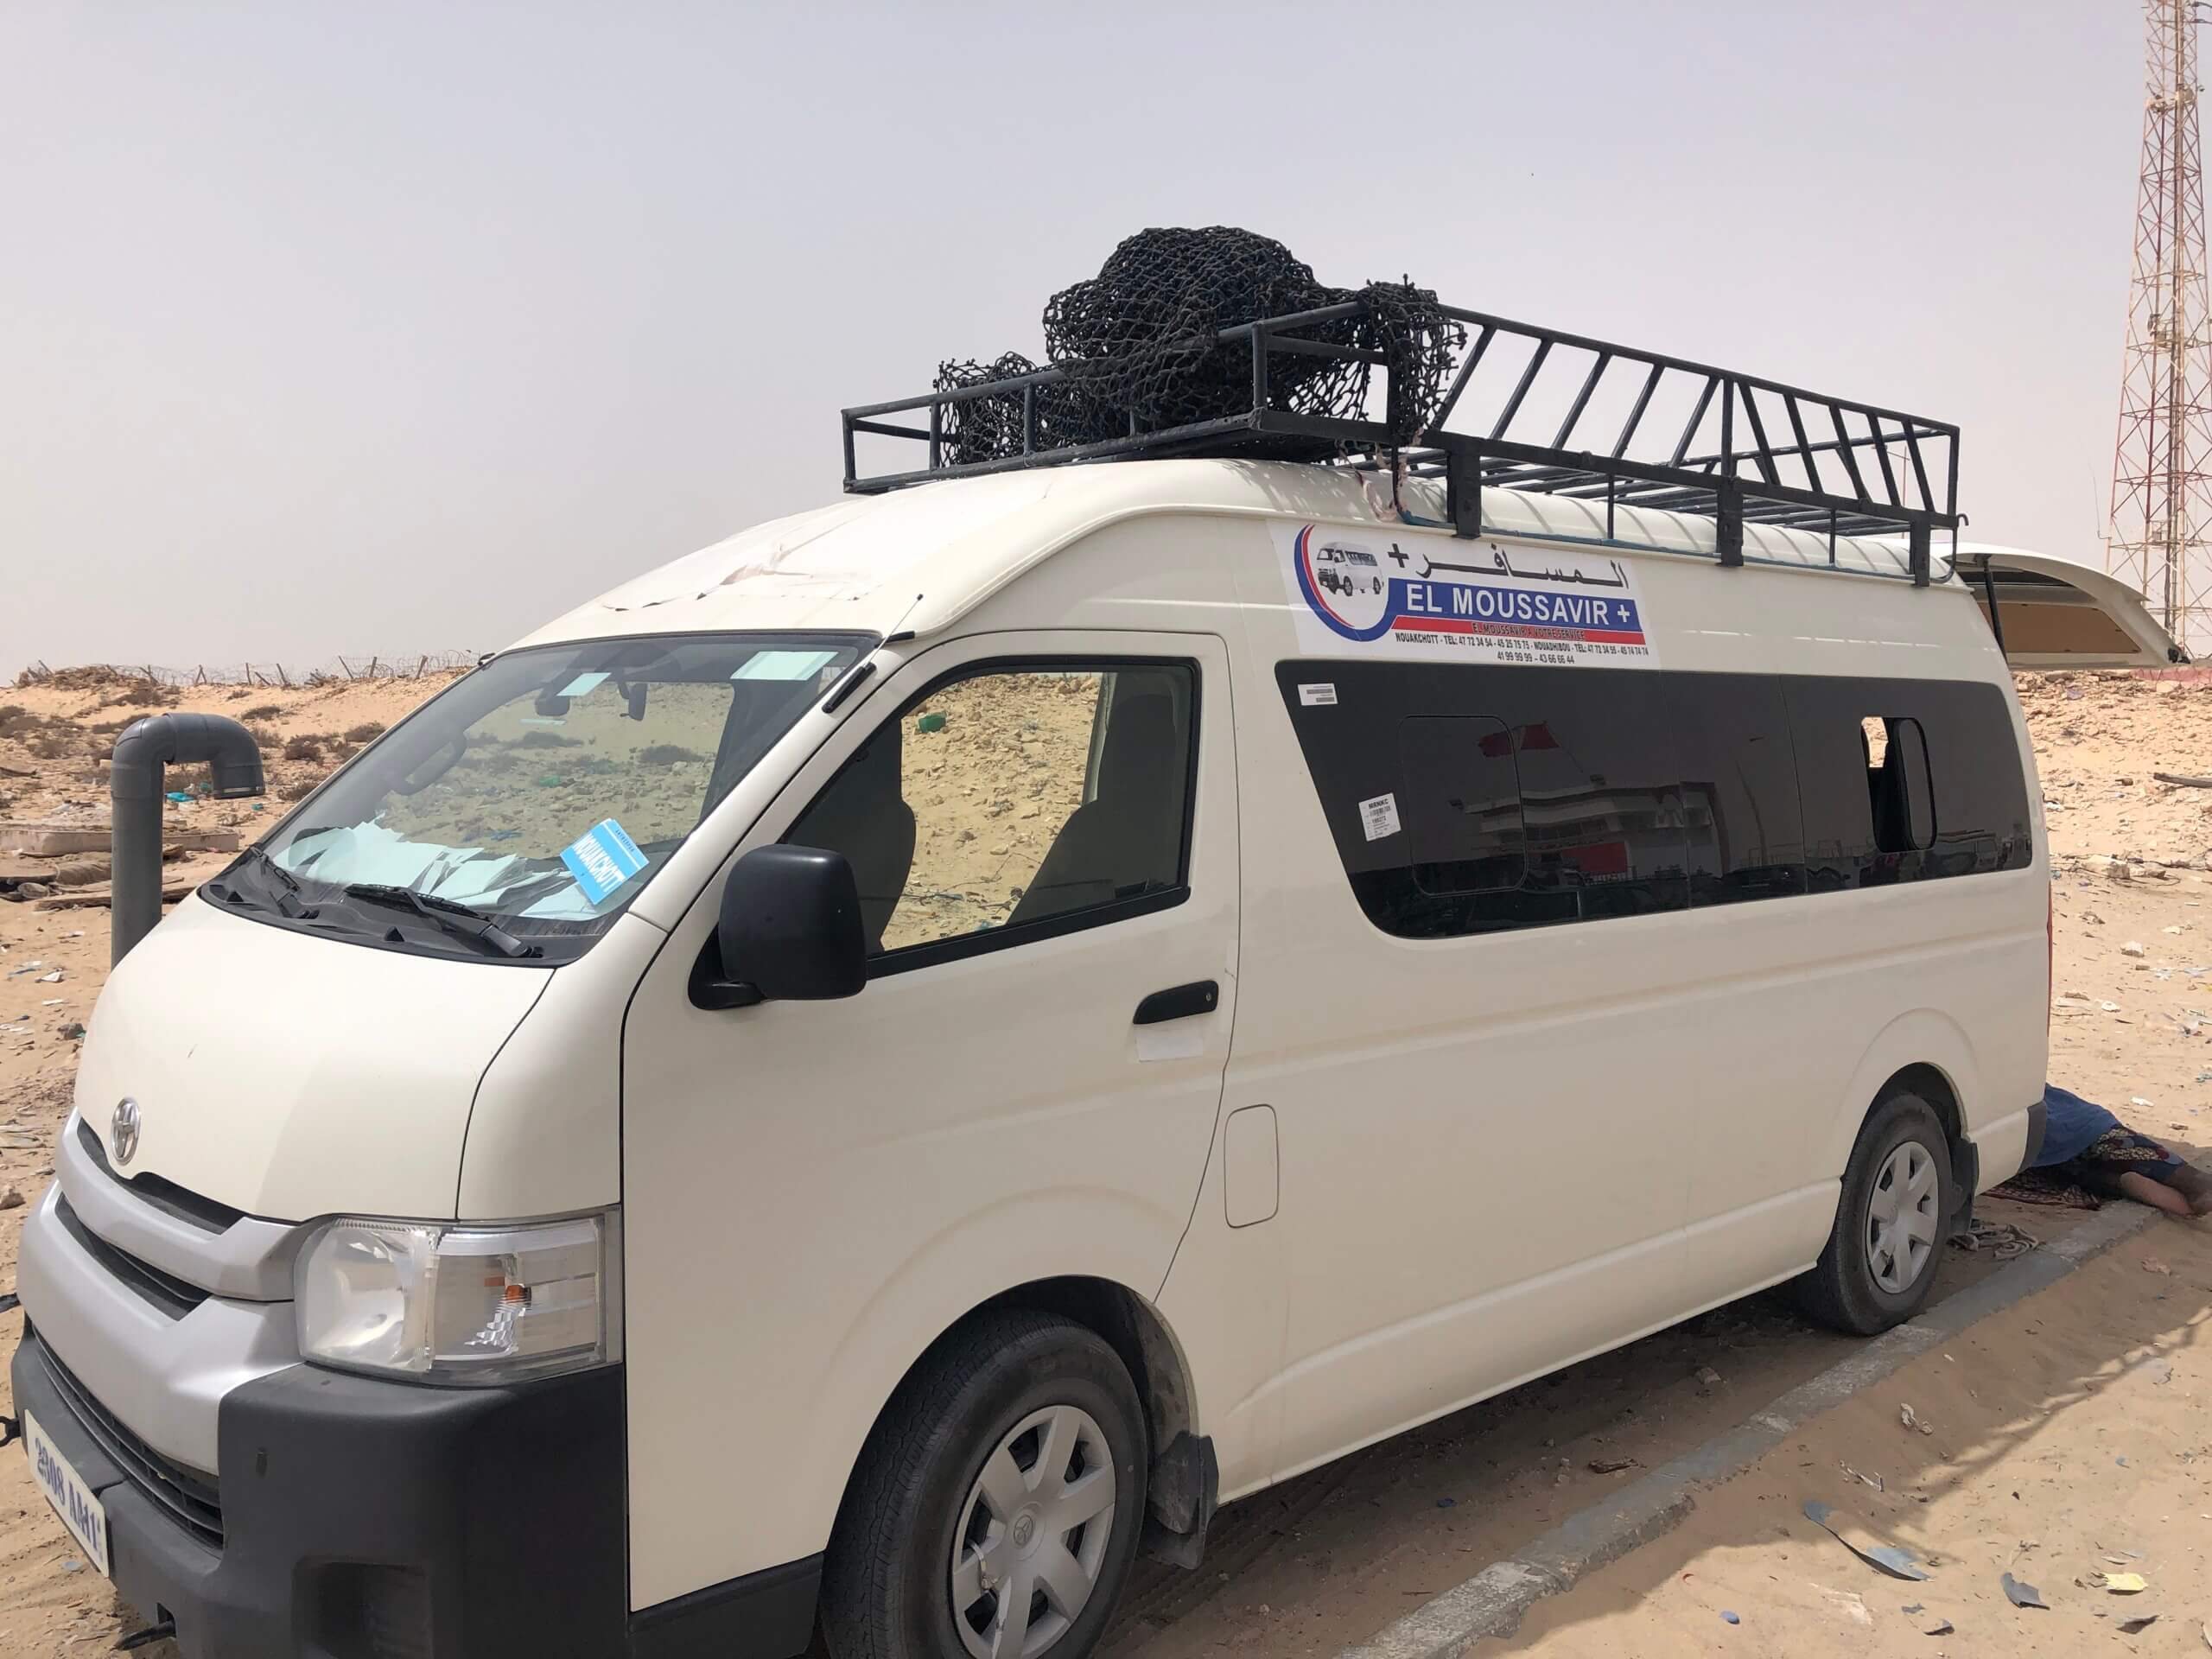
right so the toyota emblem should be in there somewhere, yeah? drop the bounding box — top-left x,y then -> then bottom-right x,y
111,1098 -> 141,1167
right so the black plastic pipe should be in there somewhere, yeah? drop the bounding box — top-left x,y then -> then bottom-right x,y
110,714 -> 265,964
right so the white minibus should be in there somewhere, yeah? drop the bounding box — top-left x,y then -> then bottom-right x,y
11,308 -> 2178,1659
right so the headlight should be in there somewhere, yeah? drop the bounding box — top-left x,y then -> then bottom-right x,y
296,1211 -> 619,1385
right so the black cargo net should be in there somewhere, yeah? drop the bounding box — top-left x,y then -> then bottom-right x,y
934,227 -> 1464,469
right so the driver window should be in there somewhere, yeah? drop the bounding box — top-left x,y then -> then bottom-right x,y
785,662 -> 1195,957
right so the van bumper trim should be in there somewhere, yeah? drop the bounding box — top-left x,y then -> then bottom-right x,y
627,1554 -> 823,1659
11,1325 -> 626,1659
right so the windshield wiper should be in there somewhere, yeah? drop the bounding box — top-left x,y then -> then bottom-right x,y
340,883 -> 542,960
218,843 -> 315,918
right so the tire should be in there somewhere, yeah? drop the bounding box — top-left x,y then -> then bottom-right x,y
1795,1090 -> 1954,1336
821,1311 -> 1150,1659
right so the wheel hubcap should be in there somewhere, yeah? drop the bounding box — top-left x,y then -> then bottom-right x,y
1866,1139 -> 1941,1294
950,1404 -> 1116,1659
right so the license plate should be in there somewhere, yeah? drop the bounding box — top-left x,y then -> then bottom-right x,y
22,1411 -> 111,1578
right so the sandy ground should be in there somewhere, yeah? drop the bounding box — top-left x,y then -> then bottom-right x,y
2,665 -> 2211,1656
1503,1225 -> 2212,1655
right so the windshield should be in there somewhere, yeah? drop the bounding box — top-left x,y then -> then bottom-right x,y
207,632 -> 870,963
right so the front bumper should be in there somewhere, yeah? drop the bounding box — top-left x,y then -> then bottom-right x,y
14,1323 -> 627,1659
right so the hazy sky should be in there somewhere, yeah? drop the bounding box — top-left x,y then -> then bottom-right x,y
0,2 -> 2150,677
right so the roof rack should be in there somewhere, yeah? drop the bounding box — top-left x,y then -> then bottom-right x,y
841,299 -> 1961,585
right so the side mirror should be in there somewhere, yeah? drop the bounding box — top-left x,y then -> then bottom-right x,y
694,845 -> 867,1010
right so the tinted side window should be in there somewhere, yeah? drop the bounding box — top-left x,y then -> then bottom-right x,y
1399,716 -> 1526,893
1785,679 -> 1884,888
1662,675 -> 1808,905
1866,715 -> 1936,855
1787,678 -> 2031,887
1287,664 -> 2030,935
1921,683 -> 2033,875
1279,661 -> 1689,939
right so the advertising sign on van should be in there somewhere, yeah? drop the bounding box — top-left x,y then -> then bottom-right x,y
1277,523 -> 1659,669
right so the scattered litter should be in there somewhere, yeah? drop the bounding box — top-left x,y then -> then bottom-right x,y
1840,1461 -> 1885,1492
1719,1611 -> 1738,1625
2002,1571 -> 2047,1609
35,970 -> 60,982
2101,1572 -> 2148,1593
1587,1457 -> 1638,1474
60,1024 -> 84,1041
1694,1365 -> 1723,1389
2143,1258 -> 2173,1275
916,712 -> 949,734
1803,1500 -> 1930,1580
1817,1587 -> 1873,1626
1923,1616 -> 1955,1636
2131,1095 -> 2155,1108
2118,1456 -> 2130,1467
2119,1612 -> 2159,1635
2124,940 -> 2149,957
2168,925 -> 2188,934
60,1560 -> 81,1575
1900,1403 -> 1933,1435
2103,1000 -> 2123,1012
1953,1221 -> 2040,1258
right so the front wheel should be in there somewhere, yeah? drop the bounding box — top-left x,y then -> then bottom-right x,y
1796,1090 -> 1953,1336
822,1311 -> 1149,1659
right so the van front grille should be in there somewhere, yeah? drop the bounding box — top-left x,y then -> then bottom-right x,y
53,1193 -> 209,1319
76,1118 -> 244,1232
32,1329 -> 225,1550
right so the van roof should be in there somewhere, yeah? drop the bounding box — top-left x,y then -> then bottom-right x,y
512,458 -> 1946,652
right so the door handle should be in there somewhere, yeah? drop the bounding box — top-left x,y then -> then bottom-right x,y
1133,981 -> 1219,1026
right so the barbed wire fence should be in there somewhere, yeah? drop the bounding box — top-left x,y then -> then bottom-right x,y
13,651 -> 480,691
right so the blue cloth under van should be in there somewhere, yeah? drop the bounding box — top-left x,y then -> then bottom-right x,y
2034,1084 -> 2124,1167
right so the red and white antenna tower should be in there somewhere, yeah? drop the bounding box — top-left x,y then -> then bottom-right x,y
2110,0 -> 2212,654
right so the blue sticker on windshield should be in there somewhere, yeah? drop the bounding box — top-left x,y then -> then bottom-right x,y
559,671 -> 611,697
560,819 -> 649,906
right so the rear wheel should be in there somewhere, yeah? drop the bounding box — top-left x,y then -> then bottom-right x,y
1796,1090 -> 1952,1335
822,1311 -> 1148,1659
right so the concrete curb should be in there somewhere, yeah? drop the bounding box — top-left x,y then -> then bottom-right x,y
1338,1201 -> 2159,1658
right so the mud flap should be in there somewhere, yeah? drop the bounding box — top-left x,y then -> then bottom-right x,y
1947,1135 -> 1980,1241
1142,1432 -> 1218,1570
